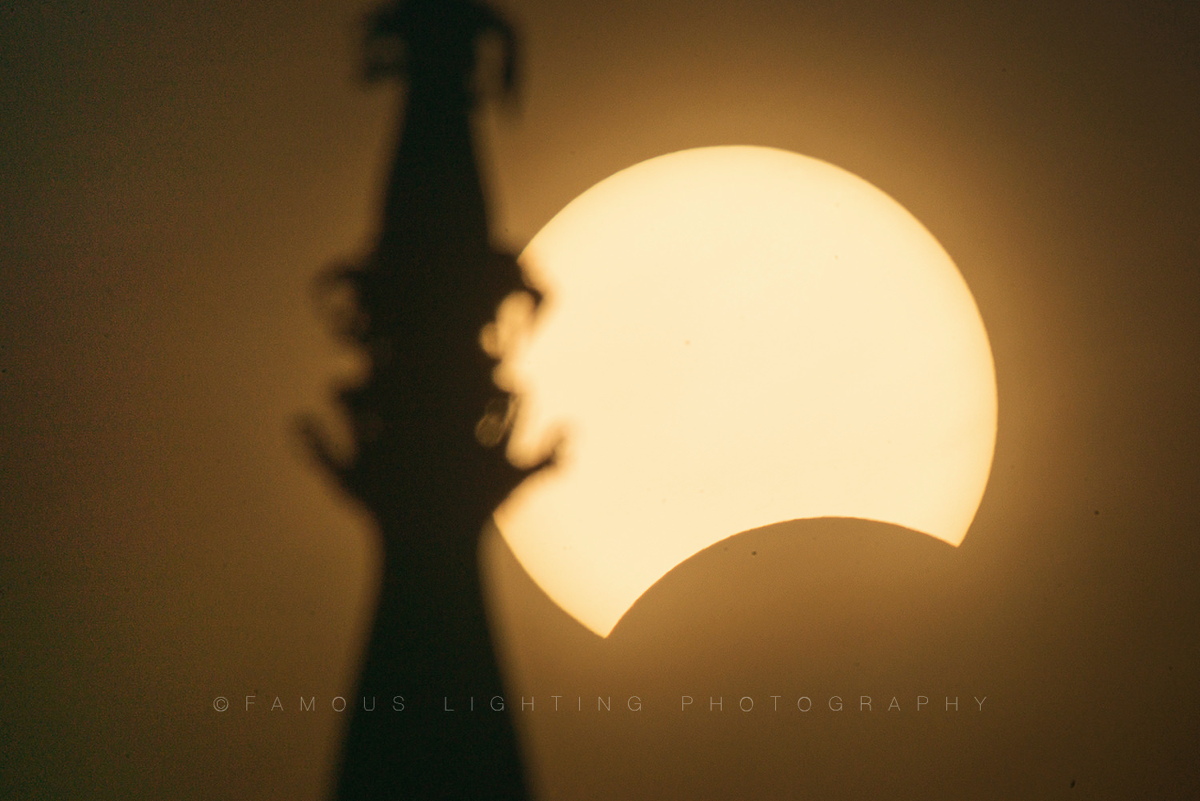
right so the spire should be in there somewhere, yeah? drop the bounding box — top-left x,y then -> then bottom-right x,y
298,2 -> 542,798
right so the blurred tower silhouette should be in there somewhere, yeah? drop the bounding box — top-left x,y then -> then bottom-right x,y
299,1 -> 544,798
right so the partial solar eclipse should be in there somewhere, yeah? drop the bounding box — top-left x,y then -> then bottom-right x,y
490,146 -> 997,637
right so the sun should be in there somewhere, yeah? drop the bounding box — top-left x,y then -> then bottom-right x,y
490,145 -> 997,637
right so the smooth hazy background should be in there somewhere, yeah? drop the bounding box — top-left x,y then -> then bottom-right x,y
3,1 -> 1197,798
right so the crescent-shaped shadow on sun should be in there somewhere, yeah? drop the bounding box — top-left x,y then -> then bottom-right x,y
482,515 -> 992,801
608,517 -> 957,641
485,515 -> 967,654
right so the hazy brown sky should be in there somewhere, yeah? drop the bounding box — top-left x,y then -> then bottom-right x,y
3,1 -> 1198,799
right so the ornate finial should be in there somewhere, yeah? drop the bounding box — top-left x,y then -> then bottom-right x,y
363,0 -> 518,103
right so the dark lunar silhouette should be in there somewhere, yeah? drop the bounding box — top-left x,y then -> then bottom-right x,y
298,1 -> 545,798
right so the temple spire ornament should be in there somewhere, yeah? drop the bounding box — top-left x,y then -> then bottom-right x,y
299,2 -> 543,798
